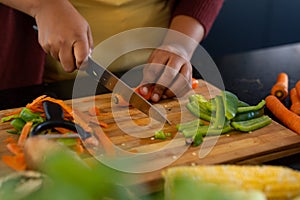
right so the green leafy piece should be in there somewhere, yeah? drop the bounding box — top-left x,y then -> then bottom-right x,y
221,90 -> 238,120
231,115 -> 272,132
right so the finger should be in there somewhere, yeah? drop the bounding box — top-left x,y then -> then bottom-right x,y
165,63 -> 192,98
73,39 -> 90,70
58,42 -> 76,72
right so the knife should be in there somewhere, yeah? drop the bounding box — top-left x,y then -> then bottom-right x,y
84,56 -> 171,124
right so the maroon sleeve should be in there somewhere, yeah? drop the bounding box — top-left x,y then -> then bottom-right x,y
173,0 -> 224,37
0,4 -> 46,90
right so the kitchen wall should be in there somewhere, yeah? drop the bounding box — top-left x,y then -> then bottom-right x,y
201,0 -> 300,57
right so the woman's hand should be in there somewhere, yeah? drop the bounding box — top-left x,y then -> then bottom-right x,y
33,0 -> 93,72
138,15 -> 205,102
139,45 -> 193,102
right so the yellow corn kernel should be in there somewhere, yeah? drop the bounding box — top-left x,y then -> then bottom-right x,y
163,165 -> 300,200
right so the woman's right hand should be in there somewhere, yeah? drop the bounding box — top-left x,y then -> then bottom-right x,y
33,0 -> 93,72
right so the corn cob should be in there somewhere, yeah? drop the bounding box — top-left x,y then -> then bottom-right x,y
163,165 -> 300,200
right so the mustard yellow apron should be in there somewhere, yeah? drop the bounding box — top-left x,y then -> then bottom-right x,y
43,0 -> 175,82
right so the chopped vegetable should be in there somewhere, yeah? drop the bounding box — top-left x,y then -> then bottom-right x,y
191,78 -> 199,89
186,101 -> 212,122
271,72 -> 289,101
154,130 -> 171,140
237,100 -> 266,113
17,121 -> 33,146
2,154 -> 26,171
176,119 -> 204,131
88,106 -> 101,116
231,115 -> 272,132
212,95 -> 226,129
231,108 -> 264,122
10,118 -> 26,133
290,87 -> 300,115
221,90 -> 238,120
266,95 -> 300,135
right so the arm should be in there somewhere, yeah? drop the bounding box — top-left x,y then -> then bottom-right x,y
1,0 -> 93,72
139,0 -> 224,102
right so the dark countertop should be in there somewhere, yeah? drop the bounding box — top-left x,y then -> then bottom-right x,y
1,43 -> 300,169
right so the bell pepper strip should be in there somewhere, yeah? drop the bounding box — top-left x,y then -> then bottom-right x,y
230,115 -> 272,132
212,95 -> 226,129
1,114 -> 19,123
188,94 -> 213,112
191,131 -> 203,147
186,101 -> 212,122
221,90 -> 238,120
176,119 -> 204,131
10,118 -> 26,133
231,108 -> 264,122
182,124 -> 234,138
237,100 -> 266,113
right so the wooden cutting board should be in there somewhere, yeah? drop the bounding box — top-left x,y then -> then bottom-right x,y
1,79 -> 300,195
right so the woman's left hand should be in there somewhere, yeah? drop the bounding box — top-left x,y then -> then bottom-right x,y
138,44 -> 193,102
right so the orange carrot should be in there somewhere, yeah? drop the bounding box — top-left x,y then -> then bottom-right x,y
17,121 -> 33,146
192,78 -> 199,89
6,143 -> 23,155
265,95 -> 300,135
88,106 -> 101,116
2,154 -> 26,171
3,108 -> 22,117
271,72 -> 288,101
295,81 -> 300,100
290,88 -> 300,115
3,137 -> 17,144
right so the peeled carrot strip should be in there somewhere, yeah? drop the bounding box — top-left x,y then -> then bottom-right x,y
2,154 -> 26,171
3,108 -> 22,117
266,95 -> 300,135
6,143 -> 23,155
290,88 -> 300,115
271,72 -> 288,101
17,121 -> 33,146
3,137 -> 17,144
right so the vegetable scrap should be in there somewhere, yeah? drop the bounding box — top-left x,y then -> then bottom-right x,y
191,78 -> 199,89
266,95 -> 300,135
271,72 -> 289,101
1,95 -> 110,171
180,91 -> 271,146
154,130 -> 171,140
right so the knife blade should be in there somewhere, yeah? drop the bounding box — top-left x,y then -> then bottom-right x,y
84,56 -> 171,124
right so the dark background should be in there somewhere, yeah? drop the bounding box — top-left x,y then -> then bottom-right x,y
202,0 -> 300,57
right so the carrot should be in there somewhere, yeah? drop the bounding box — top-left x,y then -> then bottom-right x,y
271,72 -> 288,101
3,137 -> 17,144
88,106 -> 101,116
6,143 -> 23,155
3,108 -> 22,117
135,86 -> 154,101
295,81 -> 300,100
2,154 -> 26,171
290,88 -> 300,115
17,121 -> 33,146
265,95 -> 300,135
192,78 -> 199,89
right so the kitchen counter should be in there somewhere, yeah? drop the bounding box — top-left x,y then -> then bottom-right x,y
1,43 -> 300,169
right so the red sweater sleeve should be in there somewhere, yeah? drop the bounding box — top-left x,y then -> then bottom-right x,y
173,0 -> 224,37
0,4 -> 45,90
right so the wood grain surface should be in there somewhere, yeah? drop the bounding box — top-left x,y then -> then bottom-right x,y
1,80 -> 300,195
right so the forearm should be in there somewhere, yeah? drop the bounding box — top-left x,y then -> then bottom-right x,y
162,15 -> 205,59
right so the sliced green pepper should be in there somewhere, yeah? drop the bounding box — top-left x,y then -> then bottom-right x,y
221,90 -> 238,120
192,132 -> 203,147
20,108 -> 44,123
154,130 -> 171,140
176,119 -> 204,131
237,100 -> 266,113
231,115 -> 272,132
238,100 -> 250,107
188,94 -> 212,112
232,108 -> 264,122
182,124 -> 234,138
186,101 -> 212,122
10,118 -> 26,133
212,95 -> 226,129
1,114 -> 19,123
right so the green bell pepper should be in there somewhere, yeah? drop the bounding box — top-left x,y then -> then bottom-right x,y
221,90 -> 238,120
231,115 -> 272,132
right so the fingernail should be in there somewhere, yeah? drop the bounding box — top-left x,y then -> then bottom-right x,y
141,87 -> 148,95
152,93 -> 159,102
